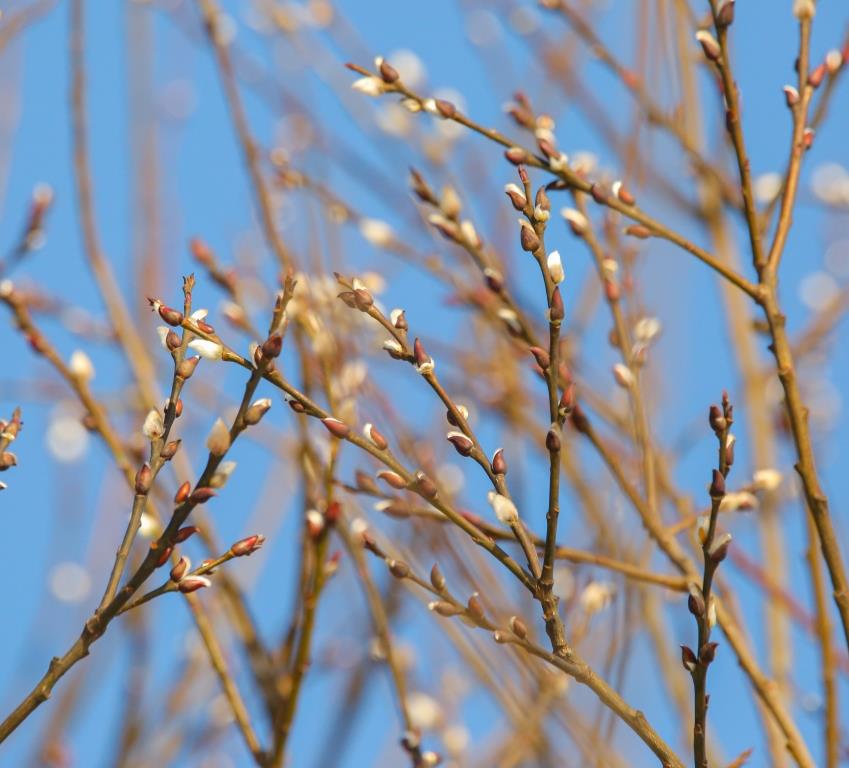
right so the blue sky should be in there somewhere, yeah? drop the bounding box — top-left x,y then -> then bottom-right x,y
1,1 -> 849,766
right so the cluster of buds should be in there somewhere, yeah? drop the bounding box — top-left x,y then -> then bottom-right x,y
0,409 -> 22,488
337,275 -> 374,313
170,556 -> 212,594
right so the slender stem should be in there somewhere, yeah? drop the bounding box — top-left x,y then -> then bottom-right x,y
709,2 -> 766,270
805,512 -> 838,768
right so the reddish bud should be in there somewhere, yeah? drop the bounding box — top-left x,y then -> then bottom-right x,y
783,85 -> 800,108
546,426 -> 561,452
177,356 -> 200,379
189,487 -> 217,504
413,338 -> 430,369
363,423 -> 388,450
435,99 -> 456,118
379,60 -> 399,83
178,575 -> 211,593
447,432 -> 474,456
165,330 -> 181,351
491,448 -> 507,475
353,288 -> 374,310
155,546 -> 173,567
322,417 -> 350,439
415,471 -> 438,500
504,147 -> 528,165
624,225 -> 652,239
170,556 -> 190,582
802,127 -> 815,150
261,333 -> 283,359
681,644 -> 698,672
134,463 -> 152,494
529,346 -> 550,369
377,470 -> 407,490
808,62 -> 826,89
549,287 -> 564,322
570,404 -> 590,434
559,383 -> 575,415
700,641 -> 719,664
715,0 -> 734,28
230,534 -> 266,556
520,224 -> 539,252
590,183 -> 608,204
175,526 -> 199,543
158,305 -> 184,327
160,439 -> 181,460
175,480 -> 191,504
710,469 -> 726,498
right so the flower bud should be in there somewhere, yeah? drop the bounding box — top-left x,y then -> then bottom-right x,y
178,575 -> 211,593
134,463 -> 153,495
504,183 -> 527,210
519,222 -> 539,252
491,448 -> 507,475
155,546 -> 173,567
680,644 -> 698,672
709,469 -> 726,498
378,59 -> 399,83
415,471 -> 438,500
377,470 -> 407,489
549,287 -> 564,322
160,439 -> 181,460
189,487 -> 216,504
170,556 -> 191,582
322,417 -> 350,439
206,418 -> 231,456
446,431 -> 474,457
244,398 -> 272,426
175,526 -> 199,543
488,492 -> 518,524
624,224 -> 652,239
700,641 -> 719,665
142,409 -> 165,441
388,559 -> 410,578
716,0 -> 734,28
157,304 -> 184,327
695,29 -> 721,61
413,338 -> 434,374
529,346 -> 550,369
709,532 -> 732,564
430,563 -> 446,591
175,480 -> 191,504
230,534 -> 266,556
502,617 -> 525,642
363,422 -> 388,450
428,601 -> 463,617
177,355 -> 200,379
687,584 -> 706,618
